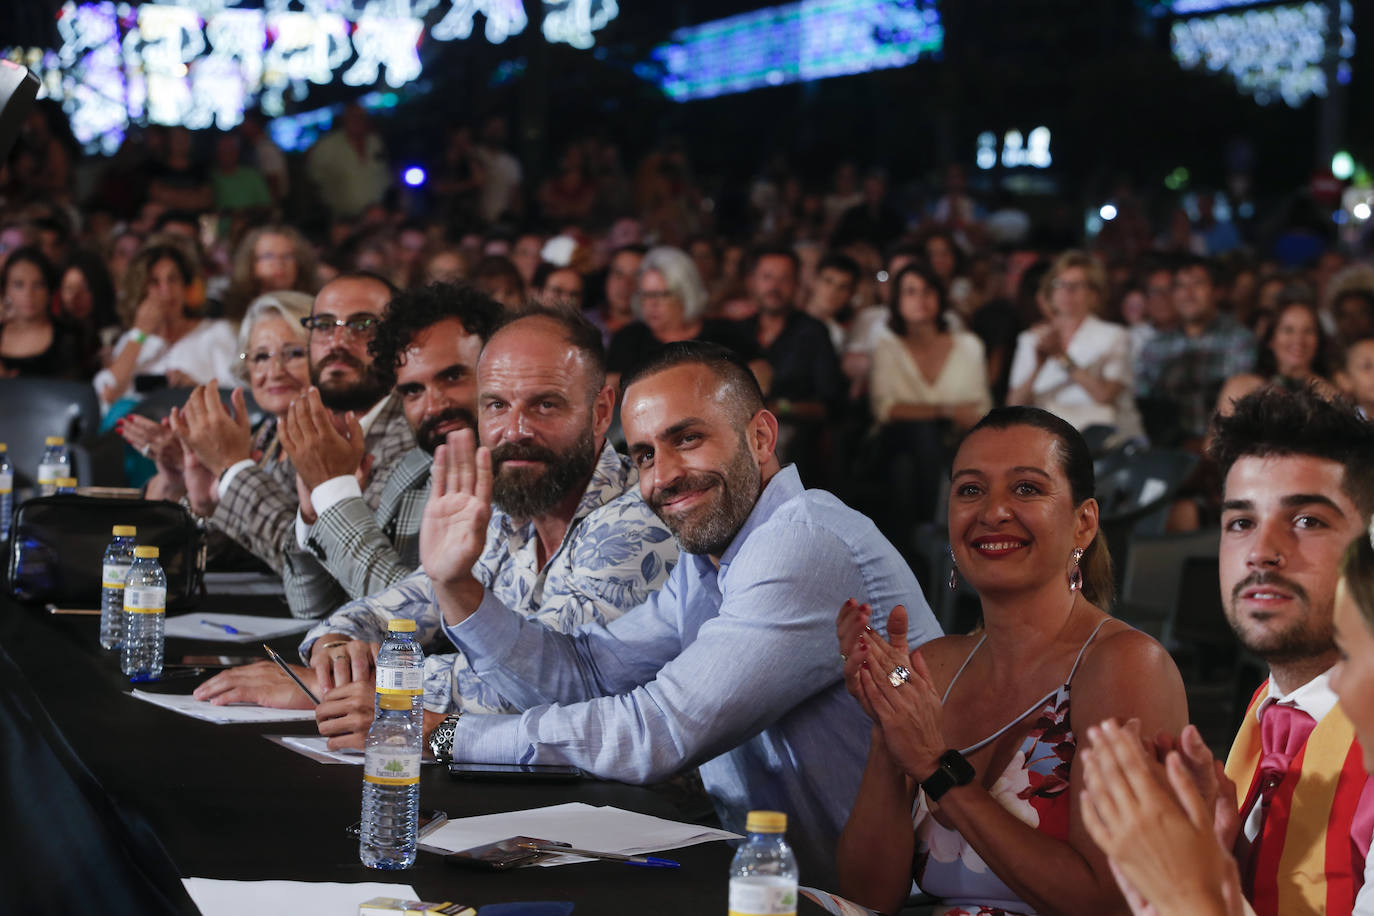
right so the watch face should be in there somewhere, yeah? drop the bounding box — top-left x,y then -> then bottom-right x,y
940,750 -> 976,785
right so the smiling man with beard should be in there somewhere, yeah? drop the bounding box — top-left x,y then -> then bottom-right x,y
233,309 -> 678,745
420,341 -> 939,889
1206,387 -> 1374,916
180,272 -> 415,579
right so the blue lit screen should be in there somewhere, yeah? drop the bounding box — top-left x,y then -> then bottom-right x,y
653,0 -> 942,103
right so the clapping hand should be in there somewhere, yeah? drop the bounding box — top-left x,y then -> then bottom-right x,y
420,428 -> 493,591
171,385 -> 253,476
848,605 -> 946,782
117,413 -> 182,473
279,387 -> 366,492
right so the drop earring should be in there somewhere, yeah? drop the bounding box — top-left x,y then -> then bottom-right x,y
948,546 -> 959,591
1068,546 -> 1085,592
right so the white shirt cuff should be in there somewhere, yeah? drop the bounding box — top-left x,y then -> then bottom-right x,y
218,459 -> 257,494
310,475 -> 363,521
295,511 -> 311,549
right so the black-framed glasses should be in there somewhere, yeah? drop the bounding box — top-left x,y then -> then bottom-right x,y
239,344 -> 308,369
300,313 -> 380,336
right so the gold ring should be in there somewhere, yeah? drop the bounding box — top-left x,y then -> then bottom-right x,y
331,653 -> 347,662
320,640 -> 350,651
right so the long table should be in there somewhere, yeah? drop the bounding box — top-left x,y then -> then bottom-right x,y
0,593 -> 826,914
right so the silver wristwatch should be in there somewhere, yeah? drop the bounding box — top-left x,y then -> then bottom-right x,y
428,712 -> 462,764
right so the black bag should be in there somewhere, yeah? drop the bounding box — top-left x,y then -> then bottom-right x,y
7,495 -> 205,610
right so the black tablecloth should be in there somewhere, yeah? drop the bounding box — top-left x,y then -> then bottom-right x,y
0,593 -> 824,915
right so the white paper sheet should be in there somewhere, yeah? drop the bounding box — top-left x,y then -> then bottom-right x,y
183,879 -> 417,916
203,571 -> 287,596
164,612 -> 314,643
269,734 -> 367,764
422,802 -> 740,866
131,689 -> 317,724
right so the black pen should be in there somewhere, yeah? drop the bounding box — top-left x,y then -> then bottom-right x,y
262,643 -> 320,705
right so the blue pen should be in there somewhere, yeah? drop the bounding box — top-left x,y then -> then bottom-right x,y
517,842 -> 680,868
201,619 -> 242,635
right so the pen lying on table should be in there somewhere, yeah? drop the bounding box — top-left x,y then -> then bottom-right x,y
262,643 -> 320,705
516,842 -> 680,868
46,604 -> 101,616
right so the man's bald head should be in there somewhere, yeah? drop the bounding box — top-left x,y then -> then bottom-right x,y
621,341 -> 764,426
482,306 -> 606,400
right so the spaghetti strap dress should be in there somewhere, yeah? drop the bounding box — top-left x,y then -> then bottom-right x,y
913,618 -> 1112,916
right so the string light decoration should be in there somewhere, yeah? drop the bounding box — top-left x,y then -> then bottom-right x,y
6,0 -> 621,153
1167,0 -> 1354,107
652,0 -> 942,103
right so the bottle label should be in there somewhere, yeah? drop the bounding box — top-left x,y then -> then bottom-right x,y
364,748 -> 421,785
102,563 -> 131,590
728,879 -> 798,916
124,586 -> 167,613
37,462 -> 64,484
0,472 -> 11,494
375,665 -> 423,695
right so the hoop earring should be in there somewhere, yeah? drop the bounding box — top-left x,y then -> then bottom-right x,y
948,545 -> 959,591
1068,546 -> 1086,593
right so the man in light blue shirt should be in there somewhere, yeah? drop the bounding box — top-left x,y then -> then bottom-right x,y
422,341 -> 940,888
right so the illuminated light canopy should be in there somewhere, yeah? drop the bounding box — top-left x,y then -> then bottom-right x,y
1100,204 -> 1118,221
974,127 -> 1052,170
1333,150 -> 1356,181
1167,0 -> 1355,108
652,0 -> 942,103
402,165 -> 427,186
8,0 -> 620,154
1353,201 -> 1371,221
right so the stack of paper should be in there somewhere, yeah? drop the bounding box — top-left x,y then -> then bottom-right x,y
183,879 -> 417,916
421,802 -> 740,866
164,613 -> 314,643
202,571 -> 287,596
131,689 -> 317,724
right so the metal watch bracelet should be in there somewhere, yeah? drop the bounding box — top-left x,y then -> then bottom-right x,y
428,712 -> 462,764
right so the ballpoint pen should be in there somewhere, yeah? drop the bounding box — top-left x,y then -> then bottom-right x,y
515,842 -> 680,868
262,643 -> 320,705
201,619 -> 248,635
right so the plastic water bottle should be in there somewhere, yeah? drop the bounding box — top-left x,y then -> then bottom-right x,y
0,443 -> 12,541
728,811 -> 799,916
55,477 -> 77,494
37,436 -> 71,497
121,546 -> 167,680
360,693 -> 421,869
100,525 -> 137,650
376,618 -> 424,726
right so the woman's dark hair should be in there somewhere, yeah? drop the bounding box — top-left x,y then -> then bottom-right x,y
1342,533 -> 1374,635
955,406 -> 1114,608
1254,293 -> 1329,379
887,261 -> 949,337
1,244 -> 57,298
60,248 -> 118,330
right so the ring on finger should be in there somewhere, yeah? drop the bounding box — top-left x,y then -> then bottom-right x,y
840,652 -> 848,662
888,665 -> 911,688
331,653 -> 347,662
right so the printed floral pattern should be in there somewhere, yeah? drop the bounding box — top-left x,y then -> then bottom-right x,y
916,686 -> 1078,916
300,443 -> 678,713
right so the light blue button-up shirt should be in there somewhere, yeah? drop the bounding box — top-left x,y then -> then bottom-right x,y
445,464 -> 941,889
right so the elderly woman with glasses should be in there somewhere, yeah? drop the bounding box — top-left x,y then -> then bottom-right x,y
120,291 -> 313,507
605,245 -> 767,392
1007,250 -> 1142,439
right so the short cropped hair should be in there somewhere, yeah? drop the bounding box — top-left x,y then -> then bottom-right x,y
1208,385 -> 1374,518
634,246 -> 709,323
369,282 -> 503,387
745,244 -> 799,278
620,340 -> 765,425
486,304 -> 607,397
816,252 -> 861,286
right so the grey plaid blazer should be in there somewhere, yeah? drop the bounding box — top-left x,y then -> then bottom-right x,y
281,446 -> 431,618
212,393 -> 415,579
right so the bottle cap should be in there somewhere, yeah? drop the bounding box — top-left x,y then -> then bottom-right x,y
45,436 -> 64,446
0,442 -> 6,451
57,478 -> 77,487
387,618 -> 418,632
378,694 -> 411,711
134,546 -> 159,559
112,525 -> 137,536
745,811 -> 787,833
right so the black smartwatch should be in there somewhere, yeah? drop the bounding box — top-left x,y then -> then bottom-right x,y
920,749 -> 976,801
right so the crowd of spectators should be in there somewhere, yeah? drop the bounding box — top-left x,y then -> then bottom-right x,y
4,97 -> 1374,550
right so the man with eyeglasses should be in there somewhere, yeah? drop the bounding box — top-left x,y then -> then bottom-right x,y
274,283 -> 503,619
177,272 -> 415,583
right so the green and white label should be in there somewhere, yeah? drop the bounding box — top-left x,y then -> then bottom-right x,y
0,472 -> 11,494
364,749 -> 421,785
102,563 -> 130,590
728,878 -> 798,916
